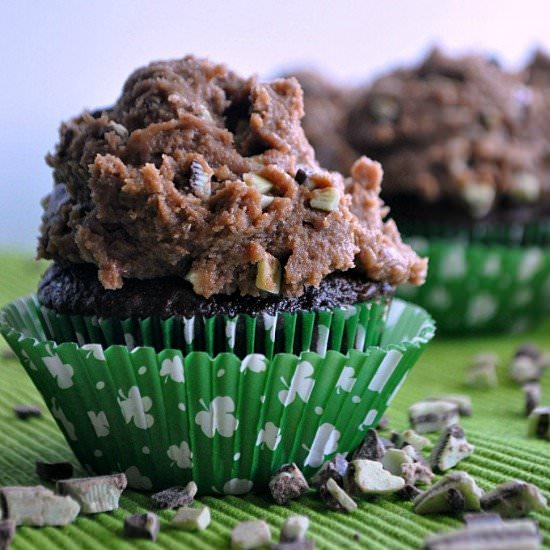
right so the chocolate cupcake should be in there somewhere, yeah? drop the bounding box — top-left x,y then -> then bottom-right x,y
339,48 -> 550,333
1,56 -> 433,493
347,48 -> 549,233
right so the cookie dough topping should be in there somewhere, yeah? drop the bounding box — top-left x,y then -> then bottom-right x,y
39,56 -> 426,298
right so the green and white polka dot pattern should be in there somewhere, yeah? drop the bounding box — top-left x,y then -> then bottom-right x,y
0,296 -> 434,493
397,239 -> 550,334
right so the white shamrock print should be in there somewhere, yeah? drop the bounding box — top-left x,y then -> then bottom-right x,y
240,354 -> 267,374
81,344 -> 105,361
335,366 -> 357,394
117,386 -> 154,429
184,317 -> 195,344
315,325 -> 329,355
256,422 -> 282,451
87,411 -> 110,437
303,423 -> 341,468
278,361 -> 315,406
225,319 -> 237,348
167,440 -> 193,469
160,356 -> 185,383
43,353 -> 74,389
223,478 -> 253,495
195,396 -> 239,438
262,313 -> 277,342
358,409 -> 378,431
125,466 -> 153,490
51,398 -> 77,441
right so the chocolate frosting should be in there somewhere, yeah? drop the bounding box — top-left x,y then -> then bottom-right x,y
39,55 -> 426,298
346,48 -> 550,217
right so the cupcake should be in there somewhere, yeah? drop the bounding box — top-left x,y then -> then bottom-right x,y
342,48 -> 550,332
1,56 -> 433,493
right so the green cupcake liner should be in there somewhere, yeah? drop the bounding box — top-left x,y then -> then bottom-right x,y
398,216 -> 550,247
0,296 -> 434,494
30,296 -> 390,359
397,239 -> 550,334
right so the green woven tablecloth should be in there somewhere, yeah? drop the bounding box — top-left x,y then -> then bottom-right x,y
1,252 -> 549,549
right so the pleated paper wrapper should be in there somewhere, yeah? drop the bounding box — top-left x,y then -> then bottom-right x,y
397,239 -> 550,334
1,295 -> 434,494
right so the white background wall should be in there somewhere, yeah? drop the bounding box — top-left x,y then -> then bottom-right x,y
1,0 -> 548,248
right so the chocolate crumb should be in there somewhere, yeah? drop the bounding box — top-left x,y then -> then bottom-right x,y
13,405 -> 42,420
124,512 -> 160,541
36,461 -> 74,482
151,481 -> 197,509
294,169 -> 308,184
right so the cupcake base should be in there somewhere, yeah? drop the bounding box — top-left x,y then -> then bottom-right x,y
1,296 -> 434,493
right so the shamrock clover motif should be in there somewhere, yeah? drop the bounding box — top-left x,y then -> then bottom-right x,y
256,422 -> 282,451
278,361 -> 315,406
125,466 -> 153,490
335,366 -> 357,394
195,396 -> 239,438
117,386 -> 154,429
240,354 -> 267,374
160,356 -> 185,383
225,319 -> 237,348
43,353 -> 74,389
302,423 -> 340,468
87,410 -> 110,437
51,398 -> 77,441
167,440 -> 193,469
81,344 -> 105,361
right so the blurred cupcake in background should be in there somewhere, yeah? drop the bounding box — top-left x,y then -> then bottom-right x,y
282,69 -> 358,175
1,56 -> 434,493
293,48 -> 550,333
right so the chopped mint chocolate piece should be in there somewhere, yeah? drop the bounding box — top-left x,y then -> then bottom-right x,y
280,515 -> 309,543
151,481 -> 198,509
0,486 -> 80,526
124,512 -> 160,541
351,428 -> 385,461
422,519 -> 541,549
320,478 -> 357,513
523,383 -> 540,416
466,353 -> 499,389
413,472 -> 484,515
13,405 -> 41,420
344,459 -> 404,496
269,463 -> 309,505
188,160 -> 212,198
171,506 -> 211,531
381,448 -> 413,476
430,425 -> 475,472
0,519 -> 16,550
427,395 -> 473,416
409,400 -> 459,433
481,480 -> 547,518
401,429 -> 431,451
35,461 -> 74,482
311,454 -> 348,489
527,406 -> 550,440
294,169 -> 308,184
231,519 -> 271,549
57,473 -> 127,514
401,461 -> 434,487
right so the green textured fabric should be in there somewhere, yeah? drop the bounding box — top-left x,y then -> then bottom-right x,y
1,252 -> 549,549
